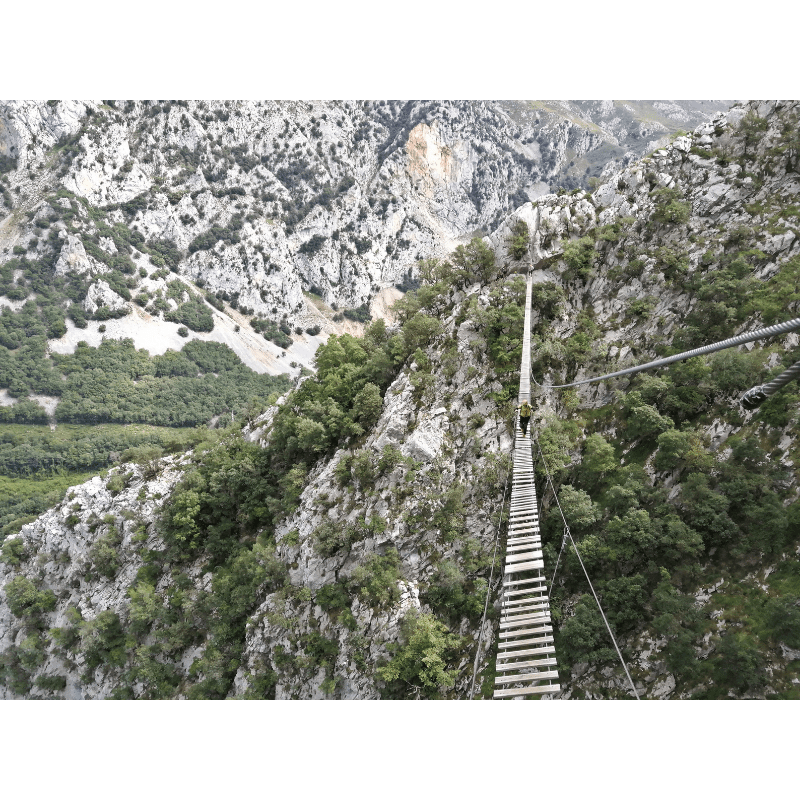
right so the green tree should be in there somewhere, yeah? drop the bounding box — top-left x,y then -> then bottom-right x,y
762,596 -> 800,649
653,429 -> 693,472
624,393 -> 674,439
713,632 -> 765,692
559,485 -> 601,532
557,595 -> 615,666
79,610 -> 126,676
377,610 -> 461,698
678,473 -> 738,549
351,382 -> 383,430
451,237 -> 496,285
507,219 -> 530,260
605,508 -> 656,575
650,570 -> 704,682
562,236 -> 595,281
580,433 -> 617,486
349,549 -> 402,608
4,575 -> 57,620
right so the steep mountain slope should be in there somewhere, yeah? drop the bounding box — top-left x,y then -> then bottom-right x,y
499,100 -> 732,191
1,99 -> 730,346
6,100 -> 799,701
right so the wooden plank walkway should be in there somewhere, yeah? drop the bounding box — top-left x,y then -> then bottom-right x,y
493,273 -> 560,700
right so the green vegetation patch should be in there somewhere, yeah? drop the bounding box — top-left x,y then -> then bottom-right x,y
0,470 -> 98,543
49,339 -> 290,426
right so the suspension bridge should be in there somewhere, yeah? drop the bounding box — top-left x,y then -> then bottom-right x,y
490,273 -> 560,699
472,255 -> 800,699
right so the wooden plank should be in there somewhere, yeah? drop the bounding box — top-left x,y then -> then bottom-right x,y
504,560 -> 544,573
503,585 -> 547,595
503,575 -> 547,586
505,541 -> 542,551
493,684 -> 560,698
495,657 -> 558,672
504,578 -> 547,590
500,614 -> 550,630
506,535 -> 541,546
504,582 -> 548,592
505,547 -> 543,559
499,626 -> 554,638
503,596 -> 548,607
500,597 -> 550,616
498,638 -> 556,649
502,604 -> 549,617
502,597 -> 549,609
497,646 -> 556,660
505,551 -> 543,565
499,634 -> 554,647
503,585 -> 548,596
505,581 -> 548,591
495,670 -> 560,685
497,645 -> 556,658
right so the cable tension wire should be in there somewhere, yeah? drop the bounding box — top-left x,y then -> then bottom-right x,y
532,316 -> 800,390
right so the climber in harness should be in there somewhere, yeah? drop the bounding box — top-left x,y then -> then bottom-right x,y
518,400 -> 532,438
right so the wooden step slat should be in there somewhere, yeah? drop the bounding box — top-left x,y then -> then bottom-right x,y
499,632 -> 555,645
497,645 -> 556,660
504,559 -> 544,573
504,575 -> 547,586
495,670 -> 560,685
502,604 -> 549,617
502,596 -> 549,608
506,540 -> 542,550
493,684 -> 561,698
499,615 -> 550,630
495,657 -> 558,672
505,551 -> 543,565
499,634 -> 553,647
497,645 -> 556,659
503,584 -> 547,595
506,547 -> 542,556
498,633 -> 554,647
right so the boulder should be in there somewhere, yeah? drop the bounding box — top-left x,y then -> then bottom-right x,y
83,280 -> 128,315
54,234 -> 107,277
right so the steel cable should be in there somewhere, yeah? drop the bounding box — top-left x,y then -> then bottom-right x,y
532,429 -> 641,700
468,411 -> 516,700
532,316 -> 800,390
741,358 -> 800,409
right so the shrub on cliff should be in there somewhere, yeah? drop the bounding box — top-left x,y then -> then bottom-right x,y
377,610 -> 461,698
507,219 -> 530,260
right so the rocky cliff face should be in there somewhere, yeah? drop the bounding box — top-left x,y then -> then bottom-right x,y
6,99 -> 799,701
0,99 -> 730,374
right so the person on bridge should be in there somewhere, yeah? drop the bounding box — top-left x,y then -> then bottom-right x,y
518,400 -> 532,438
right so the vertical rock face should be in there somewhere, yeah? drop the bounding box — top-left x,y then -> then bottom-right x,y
7,99 -> 800,701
